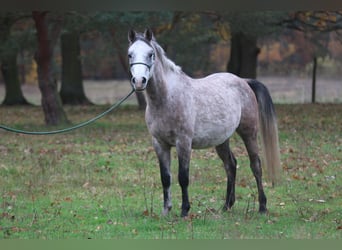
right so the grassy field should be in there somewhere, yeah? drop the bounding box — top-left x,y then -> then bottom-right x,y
0,101 -> 341,239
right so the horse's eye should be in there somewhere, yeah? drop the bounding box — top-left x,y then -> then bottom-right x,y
128,54 -> 132,59
149,52 -> 155,60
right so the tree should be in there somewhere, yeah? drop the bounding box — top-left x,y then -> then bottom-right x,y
159,12 -> 220,76
0,13 -> 29,105
60,29 -> 90,104
280,11 -> 342,103
89,11 -> 176,110
221,11 -> 287,78
32,11 -> 68,125
227,31 -> 260,78
59,12 -> 91,105
281,11 -> 342,32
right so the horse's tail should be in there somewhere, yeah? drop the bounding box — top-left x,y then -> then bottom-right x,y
246,79 -> 282,186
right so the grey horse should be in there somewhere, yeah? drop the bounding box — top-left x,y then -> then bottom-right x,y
127,28 -> 281,217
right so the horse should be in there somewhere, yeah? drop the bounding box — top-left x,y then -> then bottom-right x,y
127,28 -> 281,217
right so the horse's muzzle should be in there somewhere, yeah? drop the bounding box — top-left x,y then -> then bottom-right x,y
131,76 -> 148,91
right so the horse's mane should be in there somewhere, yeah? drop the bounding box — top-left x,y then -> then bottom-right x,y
131,32 -> 182,74
151,40 -> 182,74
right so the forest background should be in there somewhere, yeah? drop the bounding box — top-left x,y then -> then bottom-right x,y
0,11 -> 342,125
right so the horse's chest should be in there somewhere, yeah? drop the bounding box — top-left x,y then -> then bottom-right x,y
145,110 -> 190,146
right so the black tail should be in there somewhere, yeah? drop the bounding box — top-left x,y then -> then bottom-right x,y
246,79 -> 282,185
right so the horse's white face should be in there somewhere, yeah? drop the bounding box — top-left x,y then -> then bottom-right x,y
128,30 -> 155,91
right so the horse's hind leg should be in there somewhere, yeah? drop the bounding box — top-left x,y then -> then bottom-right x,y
237,129 -> 267,213
216,140 -> 237,211
152,138 -> 172,216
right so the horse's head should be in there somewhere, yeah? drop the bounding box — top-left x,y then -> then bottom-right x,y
128,28 -> 155,91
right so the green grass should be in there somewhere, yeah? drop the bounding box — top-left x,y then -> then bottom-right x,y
0,104 -> 341,239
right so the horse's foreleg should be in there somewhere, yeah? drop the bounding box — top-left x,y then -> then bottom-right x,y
215,140 -> 237,211
153,138 -> 172,216
176,137 -> 192,217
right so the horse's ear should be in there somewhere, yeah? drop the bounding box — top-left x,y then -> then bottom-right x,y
144,27 -> 154,41
128,29 -> 136,43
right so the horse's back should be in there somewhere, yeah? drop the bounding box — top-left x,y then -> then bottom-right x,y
189,72 -> 258,148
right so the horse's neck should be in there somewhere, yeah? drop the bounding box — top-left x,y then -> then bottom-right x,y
146,66 -> 185,107
146,45 -> 187,106
146,69 -> 169,105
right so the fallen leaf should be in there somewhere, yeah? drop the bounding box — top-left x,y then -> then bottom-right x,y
292,174 -> 301,180
64,197 -> 73,202
142,210 -> 149,216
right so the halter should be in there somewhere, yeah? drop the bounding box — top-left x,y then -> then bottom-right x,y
128,38 -> 155,71
129,62 -> 153,70
128,39 -> 156,91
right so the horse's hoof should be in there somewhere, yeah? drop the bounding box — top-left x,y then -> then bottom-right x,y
181,210 -> 189,218
162,206 -> 172,216
182,215 -> 191,221
258,207 -> 268,214
222,204 -> 233,212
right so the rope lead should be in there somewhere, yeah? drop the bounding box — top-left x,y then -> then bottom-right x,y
0,89 -> 135,135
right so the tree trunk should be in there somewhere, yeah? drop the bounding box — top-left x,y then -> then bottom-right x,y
311,56 -> 317,103
227,32 -> 260,78
60,31 -> 91,105
32,11 -> 68,125
1,47 -> 29,105
0,15 -> 29,105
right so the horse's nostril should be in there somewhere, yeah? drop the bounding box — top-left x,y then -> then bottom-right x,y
132,77 -> 136,84
142,77 -> 147,84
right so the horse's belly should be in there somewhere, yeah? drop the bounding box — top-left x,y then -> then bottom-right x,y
191,82 -> 242,149
192,120 -> 239,149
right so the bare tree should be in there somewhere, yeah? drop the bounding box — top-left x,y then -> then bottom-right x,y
0,13 -> 29,105
32,11 -> 68,125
